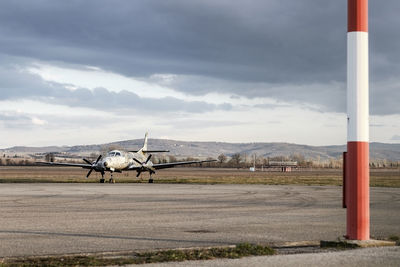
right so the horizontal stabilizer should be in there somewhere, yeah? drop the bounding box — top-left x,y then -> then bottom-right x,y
128,159 -> 216,171
129,150 -> 170,153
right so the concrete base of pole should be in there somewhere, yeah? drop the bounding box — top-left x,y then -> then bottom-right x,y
321,238 -> 396,248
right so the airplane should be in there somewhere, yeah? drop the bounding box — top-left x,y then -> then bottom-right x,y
36,133 -> 216,183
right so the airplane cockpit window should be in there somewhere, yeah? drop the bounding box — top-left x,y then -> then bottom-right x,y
108,151 -> 121,157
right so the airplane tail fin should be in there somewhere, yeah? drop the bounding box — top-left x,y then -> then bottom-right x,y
129,132 -> 169,154
142,132 -> 148,152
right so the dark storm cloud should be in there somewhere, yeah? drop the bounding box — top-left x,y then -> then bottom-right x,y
0,112 -> 30,122
46,87 -> 231,113
0,0 -> 347,82
0,0 -> 399,115
158,75 -> 348,113
158,119 -> 247,129
0,62 -> 231,113
0,111 -> 35,129
370,81 -> 400,115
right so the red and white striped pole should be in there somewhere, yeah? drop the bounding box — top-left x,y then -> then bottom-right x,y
346,0 -> 369,240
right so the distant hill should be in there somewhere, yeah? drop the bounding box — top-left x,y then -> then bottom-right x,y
1,140 -> 400,161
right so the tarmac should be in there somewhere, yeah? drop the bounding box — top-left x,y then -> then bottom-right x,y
0,183 -> 399,261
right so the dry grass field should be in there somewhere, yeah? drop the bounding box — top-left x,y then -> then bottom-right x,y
0,166 -> 399,187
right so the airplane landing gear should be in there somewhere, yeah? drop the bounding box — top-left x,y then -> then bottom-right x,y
148,173 -> 154,183
100,172 -> 105,183
109,172 -> 115,183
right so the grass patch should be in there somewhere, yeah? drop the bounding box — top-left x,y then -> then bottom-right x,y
1,167 -> 399,187
0,243 -> 275,266
320,240 -> 359,249
0,178 -> 83,183
388,235 -> 400,246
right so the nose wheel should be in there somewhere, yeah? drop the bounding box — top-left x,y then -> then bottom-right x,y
99,172 -> 105,183
109,172 -> 115,183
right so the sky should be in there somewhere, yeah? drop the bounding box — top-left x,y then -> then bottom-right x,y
0,0 -> 399,148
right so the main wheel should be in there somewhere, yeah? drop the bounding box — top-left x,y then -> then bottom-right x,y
148,178 -> 154,183
100,178 -> 105,183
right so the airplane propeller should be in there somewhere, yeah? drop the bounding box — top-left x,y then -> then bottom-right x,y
133,154 -> 155,177
83,155 -> 102,178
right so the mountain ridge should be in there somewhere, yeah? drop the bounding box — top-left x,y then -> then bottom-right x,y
1,139 -> 399,161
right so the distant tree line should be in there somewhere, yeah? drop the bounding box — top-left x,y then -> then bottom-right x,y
0,152 -> 399,169
0,158 -> 35,166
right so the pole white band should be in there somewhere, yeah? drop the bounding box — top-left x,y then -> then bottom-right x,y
347,31 -> 369,142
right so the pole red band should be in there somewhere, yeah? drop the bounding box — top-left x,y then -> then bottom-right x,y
348,0 -> 368,32
346,141 -> 370,240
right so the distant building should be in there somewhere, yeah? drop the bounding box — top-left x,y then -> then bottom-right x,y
265,161 -> 298,172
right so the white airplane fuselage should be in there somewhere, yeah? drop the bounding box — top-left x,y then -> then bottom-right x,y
101,150 -> 150,172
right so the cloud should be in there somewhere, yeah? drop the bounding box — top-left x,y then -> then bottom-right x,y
31,117 -> 47,126
370,79 -> 400,115
158,118 -> 247,129
0,0 -> 399,147
0,111 -> 46,129
0,0 -> 346,83
391,135 -> 400,141
45,87 -> 232,113
0,60 -> 232,114
0,1 -> 398,115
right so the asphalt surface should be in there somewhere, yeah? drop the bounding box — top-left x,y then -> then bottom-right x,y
0,184 -> 399,258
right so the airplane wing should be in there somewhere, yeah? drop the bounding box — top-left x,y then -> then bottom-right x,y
129,150 -> 170,153
36,161 -> 92,169
127,159 -> 216,171
152,159 -> 216,170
